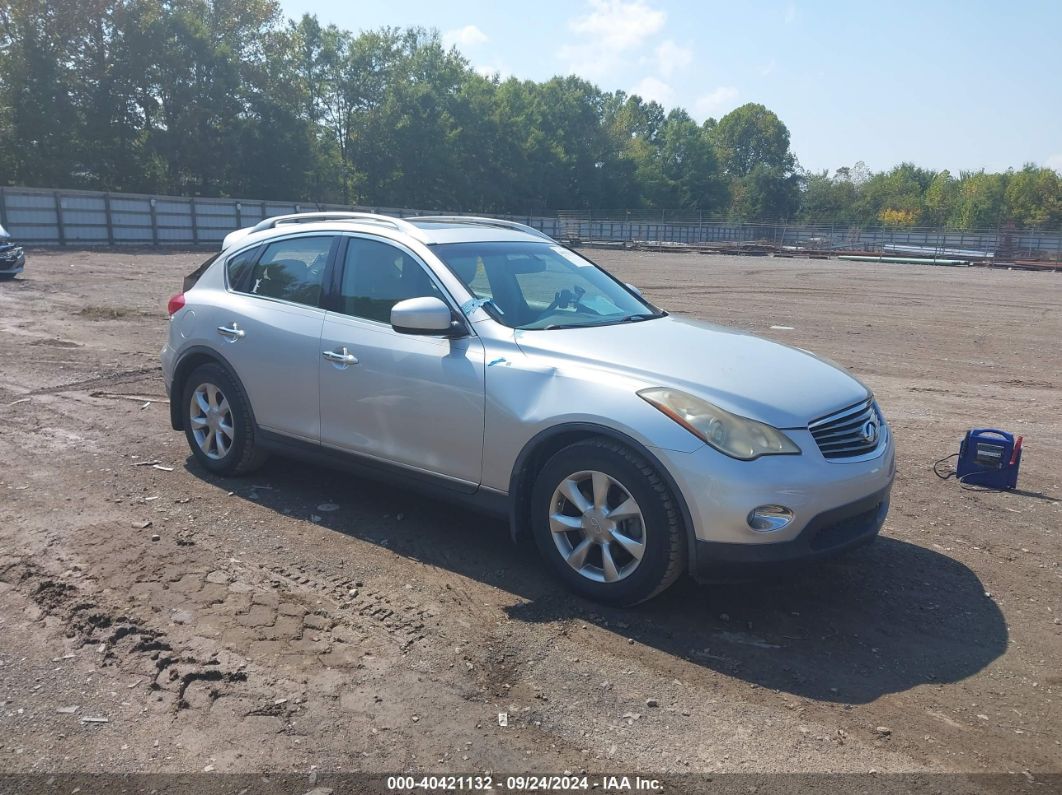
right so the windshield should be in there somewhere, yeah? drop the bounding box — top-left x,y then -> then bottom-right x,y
433,241 -> 661,330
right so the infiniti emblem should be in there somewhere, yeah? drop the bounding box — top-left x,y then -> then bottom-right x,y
861,419 -> 879,444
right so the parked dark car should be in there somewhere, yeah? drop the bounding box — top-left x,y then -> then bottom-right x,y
0,223 -> 25,280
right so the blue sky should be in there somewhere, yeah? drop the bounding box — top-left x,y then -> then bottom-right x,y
277,0 -> 1062,176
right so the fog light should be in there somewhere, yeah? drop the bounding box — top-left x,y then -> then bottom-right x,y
747,505 -> 794,532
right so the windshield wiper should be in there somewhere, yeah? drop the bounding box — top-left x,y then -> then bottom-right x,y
541,313 -> 663,330
542,322 -> 591,330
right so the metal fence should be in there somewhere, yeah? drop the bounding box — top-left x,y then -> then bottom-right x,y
2,185 -> 1061,260
0,186 -> 567,247
554,212 -> 1062,260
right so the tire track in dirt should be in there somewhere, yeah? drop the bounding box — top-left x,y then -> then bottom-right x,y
0,557 -> 253,714
29,365 -> 162,396
263,560 -> 432,651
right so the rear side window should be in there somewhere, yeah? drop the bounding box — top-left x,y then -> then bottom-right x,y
224,246 -> 261,291
241,235 -> 334,308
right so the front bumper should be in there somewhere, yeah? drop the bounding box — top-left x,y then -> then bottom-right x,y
692,484 -> 890,581
0,251 -> 25,275
650,426 -> 895,577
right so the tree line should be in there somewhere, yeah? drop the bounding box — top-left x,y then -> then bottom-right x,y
1,0 -> 1060,229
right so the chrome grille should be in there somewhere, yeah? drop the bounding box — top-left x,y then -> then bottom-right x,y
808,398 -> 884,460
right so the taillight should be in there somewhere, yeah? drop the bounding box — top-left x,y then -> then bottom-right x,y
167,293 -> 186,317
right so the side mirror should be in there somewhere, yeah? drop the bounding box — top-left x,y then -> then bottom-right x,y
625,282 -> 643,296
391,296 -> 463,336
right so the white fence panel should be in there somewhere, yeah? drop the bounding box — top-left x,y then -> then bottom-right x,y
1,186 -> 1060,259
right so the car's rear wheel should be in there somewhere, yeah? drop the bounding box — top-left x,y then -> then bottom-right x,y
530,439 -> 686,605
181,362 -> 267,476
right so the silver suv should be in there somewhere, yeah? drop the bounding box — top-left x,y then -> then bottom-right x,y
162,213 -> 894,604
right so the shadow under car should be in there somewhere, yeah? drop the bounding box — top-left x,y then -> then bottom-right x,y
187,454 -> 1008,705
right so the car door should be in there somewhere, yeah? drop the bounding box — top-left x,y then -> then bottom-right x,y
210,233 -> 337,442
319,235 -> 485,489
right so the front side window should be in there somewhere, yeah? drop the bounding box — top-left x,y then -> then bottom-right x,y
336,237 -> 445,323
242,235 -> 333,307
433,241 -> 659,330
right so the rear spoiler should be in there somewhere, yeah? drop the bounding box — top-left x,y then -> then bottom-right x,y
221,226 -> 254,251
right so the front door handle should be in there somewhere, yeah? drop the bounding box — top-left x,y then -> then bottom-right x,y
322,347 -> 359,366
217,323 -> 245,340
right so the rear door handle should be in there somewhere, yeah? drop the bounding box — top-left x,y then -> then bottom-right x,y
322,347 -> 359,366
217,323 -> 245,340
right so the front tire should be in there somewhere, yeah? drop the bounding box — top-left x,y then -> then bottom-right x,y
530,439 -> 687,605
181,362 -> 267,476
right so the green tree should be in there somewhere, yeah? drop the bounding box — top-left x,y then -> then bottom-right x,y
954,171 -> 1007,229
1003,165 -> 1062,228
344,28 -> 473,208
858,163 -> 933,226
639,109 -> 725,211
729,164 -> 800,221
3,5 -> 1062,229
924,169 -> 957,227
711,104 -> 798,220
799,169 -> 860,224
0,0 -> 81,185
711,103 -> 795,178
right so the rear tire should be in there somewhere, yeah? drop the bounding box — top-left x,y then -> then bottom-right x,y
530,438 -> 686,605
181,362 -> 267,476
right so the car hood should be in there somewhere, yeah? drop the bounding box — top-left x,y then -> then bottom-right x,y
513,314 -> 869,428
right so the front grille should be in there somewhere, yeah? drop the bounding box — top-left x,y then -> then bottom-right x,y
808,398 -> 884,460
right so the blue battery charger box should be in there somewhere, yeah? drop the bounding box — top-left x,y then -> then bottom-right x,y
956,429 -> 1022,489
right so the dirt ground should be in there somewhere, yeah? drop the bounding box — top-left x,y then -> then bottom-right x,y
0,248 -> 1059,785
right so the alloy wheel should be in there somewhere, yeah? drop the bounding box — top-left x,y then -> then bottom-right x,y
548,470 -> 646,583
189,382 -> 234,460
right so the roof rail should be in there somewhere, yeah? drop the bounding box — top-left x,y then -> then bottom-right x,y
248,212 -> 428,240
410,215 -> 554,241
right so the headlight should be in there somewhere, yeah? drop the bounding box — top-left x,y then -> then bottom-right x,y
638,387 -> 801,460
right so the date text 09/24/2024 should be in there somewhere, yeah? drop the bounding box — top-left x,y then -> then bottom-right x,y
385,775 -> 663,791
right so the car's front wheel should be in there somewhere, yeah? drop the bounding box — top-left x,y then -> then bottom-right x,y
530,439 -> 687,605
181,362 -> 267,476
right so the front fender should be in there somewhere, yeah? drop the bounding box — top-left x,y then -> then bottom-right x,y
505,421 -> 698,572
